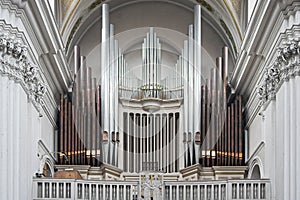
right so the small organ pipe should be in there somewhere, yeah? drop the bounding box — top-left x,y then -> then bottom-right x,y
207,80 -> 211,166
210,68 -> 217,165
59,95 -> 64,163
150,28 -> 154,85
227,106 -> 231,166
64,98 -> 68,161
86,67 -> 92,164
74,45 -> 80,76
234,99 -> 239,165
201,85 -> 206,165
238,96 -> 243,165
232,102 -> 235,165
68,101 -> 71,162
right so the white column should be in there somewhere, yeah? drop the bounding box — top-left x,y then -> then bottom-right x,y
283,80 -> 290,200
0,76 -> 8,200
7,80 -> 14,200
13,83 -> 20,200
289,77 -> 296,199
275,85 -> 284,200
296,74 -> 300,200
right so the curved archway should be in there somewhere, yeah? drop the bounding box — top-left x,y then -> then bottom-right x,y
39,155 -> 55,178
248,157 -> 264,179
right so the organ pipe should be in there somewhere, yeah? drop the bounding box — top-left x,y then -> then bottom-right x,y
194,5 -> 201,135
188,24 -> 195,165
101,4 -> 110,164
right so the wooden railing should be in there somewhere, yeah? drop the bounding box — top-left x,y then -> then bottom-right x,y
32,178 -> 270,200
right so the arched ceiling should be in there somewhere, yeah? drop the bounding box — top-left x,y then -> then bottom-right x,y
58,0 -> 243,80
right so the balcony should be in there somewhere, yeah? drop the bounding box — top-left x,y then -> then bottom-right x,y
32,178 -> 270,200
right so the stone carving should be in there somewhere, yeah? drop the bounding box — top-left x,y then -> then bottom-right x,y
258,38 -> 300,106
0,34 -> 46,115
139,173 -> 163,200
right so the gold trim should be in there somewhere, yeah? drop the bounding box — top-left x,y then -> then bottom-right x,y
223,0 -> 243,40
61,0 -> 80,35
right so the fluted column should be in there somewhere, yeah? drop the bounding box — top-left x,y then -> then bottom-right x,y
0,76 -> 8,200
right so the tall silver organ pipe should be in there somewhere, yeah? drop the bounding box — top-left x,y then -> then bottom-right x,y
216,57 -> 223,165
188,24 -> 194,164
101,3 -> 110,163
100,4 -> 127,165
183,40 -> 189,166
109,24 -> 115,164
194,5 -> 202,136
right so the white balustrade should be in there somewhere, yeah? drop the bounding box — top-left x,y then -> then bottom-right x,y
33,178 -> 270,200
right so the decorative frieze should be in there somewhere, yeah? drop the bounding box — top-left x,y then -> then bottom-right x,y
0,33 -> 46,115
258,38 -> 300,106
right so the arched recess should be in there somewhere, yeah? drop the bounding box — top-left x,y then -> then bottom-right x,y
39,155 -> 55,178
248,157 -> 264,179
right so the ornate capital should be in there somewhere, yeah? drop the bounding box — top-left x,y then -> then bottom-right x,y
0,34 -> 47,116
258,38 -> 300,106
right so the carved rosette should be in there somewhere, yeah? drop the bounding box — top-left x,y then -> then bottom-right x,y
258,38 -> 300,106
0,34 -> 47,115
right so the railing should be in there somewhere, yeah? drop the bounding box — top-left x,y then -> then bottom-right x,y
164,179 -> 270,200
32,178 -> 270,200
32,179 -> 139,200
119,87 -> 183,100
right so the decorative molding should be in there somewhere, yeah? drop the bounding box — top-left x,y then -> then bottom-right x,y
257,38 -> 300,106
0,33 -> 47,116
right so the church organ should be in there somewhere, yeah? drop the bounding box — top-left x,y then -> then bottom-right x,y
57,4 -> 244,172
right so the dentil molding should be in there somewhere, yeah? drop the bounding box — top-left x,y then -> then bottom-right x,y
0,33 -> 47,116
